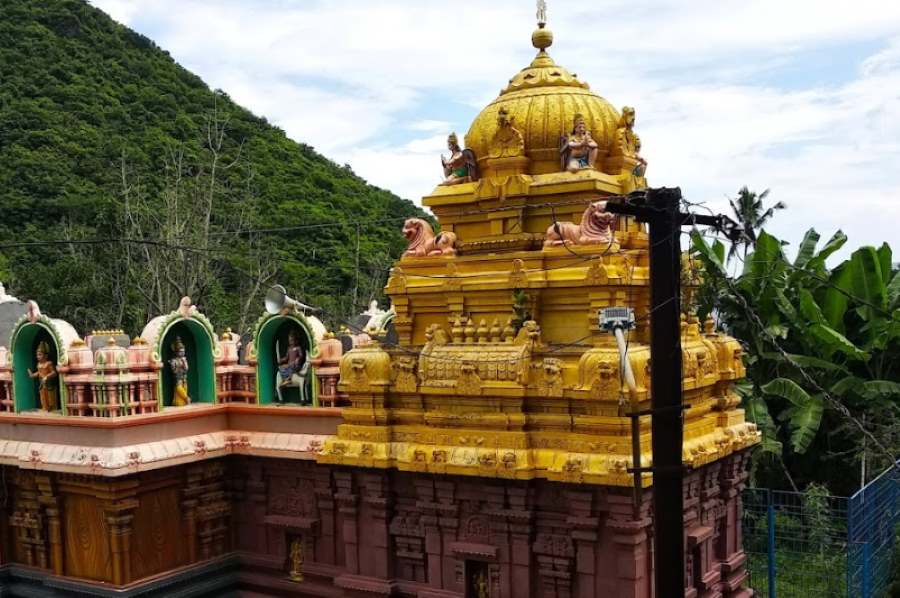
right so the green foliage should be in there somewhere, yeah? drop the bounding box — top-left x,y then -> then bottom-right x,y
726,186 -> 786,260
0,0 -> 423,335
692,222 -> 900,494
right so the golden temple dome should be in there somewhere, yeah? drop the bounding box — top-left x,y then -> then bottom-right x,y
464,23 -> 623,175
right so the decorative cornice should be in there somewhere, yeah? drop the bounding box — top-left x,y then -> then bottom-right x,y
0,430 -> 333,478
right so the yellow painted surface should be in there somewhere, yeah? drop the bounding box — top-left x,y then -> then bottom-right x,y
317,24 -> 759,486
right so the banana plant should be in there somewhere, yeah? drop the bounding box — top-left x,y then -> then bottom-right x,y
691,227 -> 899,486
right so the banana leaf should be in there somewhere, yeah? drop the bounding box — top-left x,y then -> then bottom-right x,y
808,324 -> 868,360
794,228 -> 820,269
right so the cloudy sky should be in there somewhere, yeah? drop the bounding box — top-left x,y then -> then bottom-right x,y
90,0 -> 900,260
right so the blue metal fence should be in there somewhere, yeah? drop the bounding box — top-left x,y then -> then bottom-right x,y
743,460 -> 900,598
848,461 -> 900,596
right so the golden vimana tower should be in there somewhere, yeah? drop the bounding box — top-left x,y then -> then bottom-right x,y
317,17 -> 760,487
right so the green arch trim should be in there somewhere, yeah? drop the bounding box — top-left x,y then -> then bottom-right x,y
156,318 -> 217,406
9,321 -> 67,413
254,314 -> 319,406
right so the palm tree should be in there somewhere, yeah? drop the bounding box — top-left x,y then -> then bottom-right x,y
728,186 -> 786,260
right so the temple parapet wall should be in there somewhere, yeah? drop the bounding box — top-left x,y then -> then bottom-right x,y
0,295 -> 351,419
0,404 -> 339,476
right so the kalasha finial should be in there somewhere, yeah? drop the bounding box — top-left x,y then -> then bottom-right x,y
537,0 -> 547,27
532,0 -> 553,51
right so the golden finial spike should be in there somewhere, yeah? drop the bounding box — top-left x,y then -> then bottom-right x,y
532,0 -> 553,50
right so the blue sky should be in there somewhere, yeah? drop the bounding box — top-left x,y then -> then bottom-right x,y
91,0 -> 900,261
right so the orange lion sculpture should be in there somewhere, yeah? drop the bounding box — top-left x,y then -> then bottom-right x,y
402,218 -> 458,257
543,201 -> 616,247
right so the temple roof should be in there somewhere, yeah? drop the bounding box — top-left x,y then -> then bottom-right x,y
464,23 -> 622,175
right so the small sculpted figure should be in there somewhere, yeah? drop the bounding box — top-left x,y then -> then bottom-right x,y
177,296 -> 197,319
544,201 -> 616,247
633,136 -> 648,176
168,336 -> 191,406
27,341 -> 58,411
474,570 -> 489,598
276,331 -> 310,404
0,282 -> 18,303
402,218 -> 457,257
611,106 -> 638,158
626,135 -> 649,191
26,300 -> 41,324
559,113 -> 599,172
440,133 -> 478,185
289,537 -> 304,581
488,106 -> 525,159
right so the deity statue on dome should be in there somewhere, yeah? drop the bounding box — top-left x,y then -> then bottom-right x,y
559,113 -> 599,172
27,341 -> 58,411
630,135 -> 649,188
488,106 -> 525,159
168,336 -> 191,406
276,330 -> 310,404
633,136 -> 647,175
440,133 -> 478,185
611,106 -> 638,158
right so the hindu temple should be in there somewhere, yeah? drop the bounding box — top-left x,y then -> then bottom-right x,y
0,7 -> 759,598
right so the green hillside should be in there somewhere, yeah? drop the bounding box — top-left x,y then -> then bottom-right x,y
0,0 -> 422,336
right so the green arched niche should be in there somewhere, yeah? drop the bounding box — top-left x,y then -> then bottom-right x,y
10,322 -> 65,413
255,314 -> 318,406
159,319 -> 216,406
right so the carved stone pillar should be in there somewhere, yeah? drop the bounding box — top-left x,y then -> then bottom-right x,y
359,471 -> 393,579
565,489 -> 601,598
187,461 -> 231,560
313,466 -> 337,565
414,477 -> 444,588
607,492 -> 651,598
505,484 -> 534,598
435,479 -> 461,593
717,451 -> 752,598
334,470 -> 359,574
103,499 -> 139,585
182,496 -> 199,562
9,471 -> 47,569
35,473 -> 63,576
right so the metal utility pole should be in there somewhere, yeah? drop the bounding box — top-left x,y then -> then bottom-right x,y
605,188 -> 740,598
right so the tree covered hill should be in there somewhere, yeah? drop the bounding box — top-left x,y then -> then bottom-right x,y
0,0 -> 423,336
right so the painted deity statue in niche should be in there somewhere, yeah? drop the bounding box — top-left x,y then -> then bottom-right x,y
276,330 -> 310,404
168,336 -> 191,406
473,569 -> 489,598
288,537 -> 304,582
27,341 -> 58,411
440,133 -> 478,185
559,113 -> 599,172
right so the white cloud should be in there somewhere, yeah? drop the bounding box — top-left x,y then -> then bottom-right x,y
407,120 -> 452,133
90,0 -> 900,257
